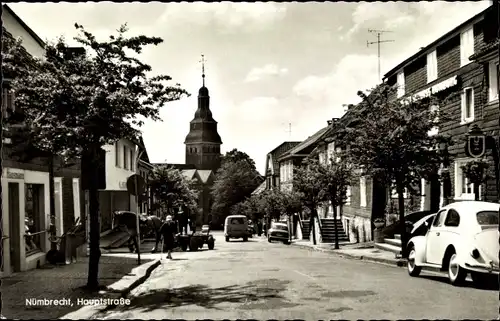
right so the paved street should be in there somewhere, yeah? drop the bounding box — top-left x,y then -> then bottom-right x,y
86,232 -> 499,320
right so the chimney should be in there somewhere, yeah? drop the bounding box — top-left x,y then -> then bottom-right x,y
65,47 -> 86,59
327,120 -> 332,126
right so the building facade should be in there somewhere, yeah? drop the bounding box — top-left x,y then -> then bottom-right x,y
264,141 -> 301,191
98,138 -> 140,233
383,2 -> 499,208
1,5 -> 83,276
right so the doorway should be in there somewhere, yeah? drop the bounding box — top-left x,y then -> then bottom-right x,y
8,182 -> 20,272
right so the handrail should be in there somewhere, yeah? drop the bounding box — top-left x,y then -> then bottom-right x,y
24,230 -> 47,237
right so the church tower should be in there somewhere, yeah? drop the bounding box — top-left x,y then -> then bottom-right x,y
184,55 -> 223,171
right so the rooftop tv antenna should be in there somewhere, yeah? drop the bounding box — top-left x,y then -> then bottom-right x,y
367,29 -> 395,82
281,122 -> 292,139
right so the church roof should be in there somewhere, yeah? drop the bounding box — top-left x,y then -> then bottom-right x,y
197,170 -> 213,184
182,169 -> 197,180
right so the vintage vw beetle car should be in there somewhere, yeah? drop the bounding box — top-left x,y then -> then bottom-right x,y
407,201 -> 499,286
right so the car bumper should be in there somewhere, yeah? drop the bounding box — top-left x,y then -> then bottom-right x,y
269,234 -> 289,241
464,262 -> 500,275
226,232 -> 249,238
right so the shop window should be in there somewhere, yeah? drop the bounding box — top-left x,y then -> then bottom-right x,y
25,184 -> 44,256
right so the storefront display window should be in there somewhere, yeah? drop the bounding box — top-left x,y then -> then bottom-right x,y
25,184 -> 43,256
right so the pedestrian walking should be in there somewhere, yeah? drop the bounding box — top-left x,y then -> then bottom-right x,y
160,215 -> 177,259
257,220 -> 262,236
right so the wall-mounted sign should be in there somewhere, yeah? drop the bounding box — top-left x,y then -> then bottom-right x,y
6,169 -> 24,180
465,124 -> 486,158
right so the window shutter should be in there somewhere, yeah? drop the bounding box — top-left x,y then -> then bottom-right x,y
489,61 -> 499,101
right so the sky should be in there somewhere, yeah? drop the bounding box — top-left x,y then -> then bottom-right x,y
8,1 -> 493,175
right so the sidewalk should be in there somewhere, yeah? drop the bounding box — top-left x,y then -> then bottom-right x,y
1,242 -> 161,320
291,239 -> 407,267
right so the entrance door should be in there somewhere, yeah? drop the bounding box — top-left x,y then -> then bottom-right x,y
8,183 -> 20,272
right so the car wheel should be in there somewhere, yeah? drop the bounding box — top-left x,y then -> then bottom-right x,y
225,236 -> 229,242
181,243 -> 188,252
283,240 -> 290,245
448,253 -> 467,286
208,239 -> 215,250
243,236 -> 248,242
268,237 -> 272,243
407,246 -> 421,277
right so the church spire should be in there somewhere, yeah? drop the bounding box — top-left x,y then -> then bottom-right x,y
200,54 -> 206,87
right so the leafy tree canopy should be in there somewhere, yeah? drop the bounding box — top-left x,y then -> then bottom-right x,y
317,155 -> 358,209
292,158 -> 328,211
148,165 -> 199,215
221,148 -> 257,172
211,156 -> 262,222
340,84 -> 453,189
2,23 -> 189,162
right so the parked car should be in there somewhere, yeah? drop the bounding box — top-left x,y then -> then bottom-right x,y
410,213 -> 437,238
406,201 -> 499,287
382,210 -> 435,238
224,215 -> 250,242
268,222 -> 290,244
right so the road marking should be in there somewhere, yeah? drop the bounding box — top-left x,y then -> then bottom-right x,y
293,269 -> 316,281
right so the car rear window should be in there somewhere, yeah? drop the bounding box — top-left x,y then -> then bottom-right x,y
476,211 -> 499,225
273,224 -> 288,231
230,218 -> 245,225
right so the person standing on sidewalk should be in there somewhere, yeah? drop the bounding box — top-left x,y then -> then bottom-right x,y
160,215 -> 177,259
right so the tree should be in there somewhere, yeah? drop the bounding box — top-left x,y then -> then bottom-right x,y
221,148 -> 257,171
317,155 -> 357,249
3,24 -> 189,290
211,150 -> 261,225
231,194 -> 264,221
259,189 -> 284,230
461,158 -> 490,201
292,159 -> 327,245
278,190 -> 303,242
148,165 -> 199,217
341,84 -> 452,257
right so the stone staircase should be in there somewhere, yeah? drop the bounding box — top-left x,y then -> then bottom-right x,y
300,220 -> 310,240
320,219 -> 349,243
374,234 -> 402,254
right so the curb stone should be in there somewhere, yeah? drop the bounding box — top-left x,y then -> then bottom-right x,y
291,242 -> 407,268
59,259 -> 161,320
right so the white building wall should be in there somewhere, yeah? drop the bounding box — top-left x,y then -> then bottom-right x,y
1,168 -> 53,276
102,139 -> 137,191
2,8 -> 45,59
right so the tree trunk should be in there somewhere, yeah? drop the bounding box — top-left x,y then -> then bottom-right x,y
332,201 -> 339,250
48,155 -> 57,251
310,207 -> 317,245
86,147 -> 101,291
396,179 -> 407,258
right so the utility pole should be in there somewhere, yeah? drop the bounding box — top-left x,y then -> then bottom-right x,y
367,29 -> 395,82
